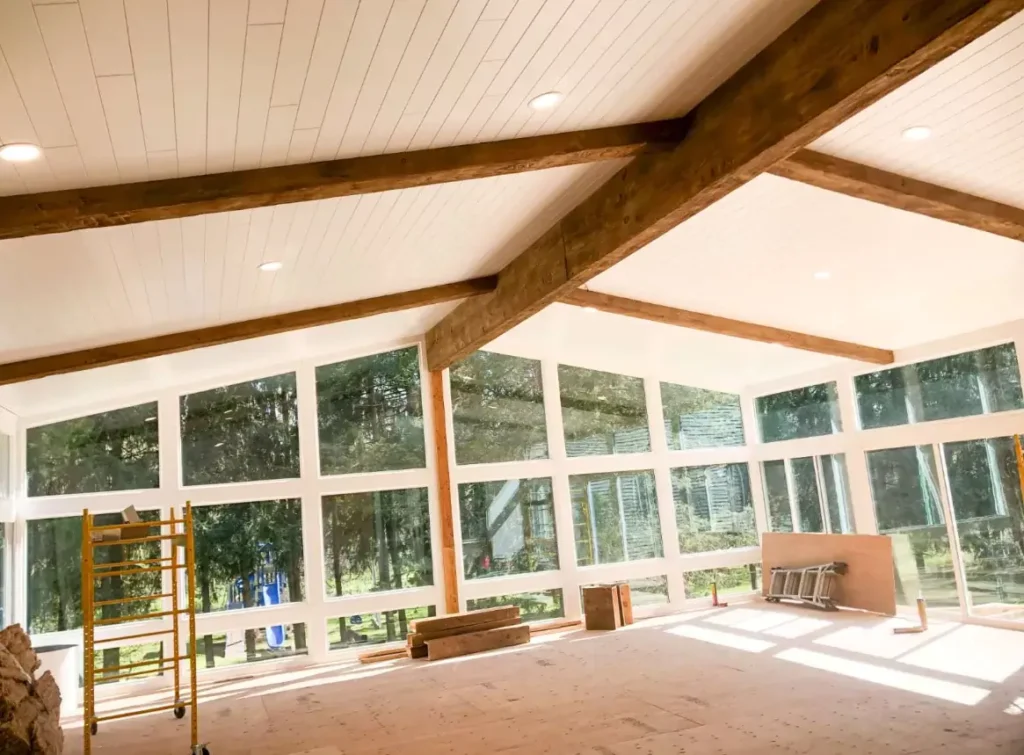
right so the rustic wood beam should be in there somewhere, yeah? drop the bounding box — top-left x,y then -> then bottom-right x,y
0,120 -> 691,240
425,0 -> 1022,371
771,149 -> 1024,242
562,290 -> 894,365
428,370 -> 460,615
0,278 -> 495,386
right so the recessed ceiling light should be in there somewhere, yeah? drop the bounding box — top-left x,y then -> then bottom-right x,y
0,143 -> 41,162
258,261 -> 283,272
528,92 -> 564,111
901,126 -> 932,142
813,271 -> 831,280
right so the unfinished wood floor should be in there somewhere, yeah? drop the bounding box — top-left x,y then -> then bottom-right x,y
66,603 -> 1024,755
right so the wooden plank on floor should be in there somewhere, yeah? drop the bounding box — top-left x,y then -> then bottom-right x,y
409,616 -> 522,647
426,624 -> 531,661
411,605 -> 519,635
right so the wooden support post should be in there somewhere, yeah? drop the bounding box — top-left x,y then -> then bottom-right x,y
429,369 -> 459,614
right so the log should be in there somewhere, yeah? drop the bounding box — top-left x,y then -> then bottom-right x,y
530,619 -> 583,634
408,645 -> 428,659
410,605 -> 519,634
426,624 -> 531,661
408,616 -> 522,647
357,647 -> 407,665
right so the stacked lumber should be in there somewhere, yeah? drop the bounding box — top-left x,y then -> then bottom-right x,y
358,606 -> 531,664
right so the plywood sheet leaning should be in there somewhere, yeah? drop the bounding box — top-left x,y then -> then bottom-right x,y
761,532 -> 896,616
426,624 -> 531,662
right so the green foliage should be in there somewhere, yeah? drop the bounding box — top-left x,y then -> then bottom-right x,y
661,382 -> 744,450
181,373 -> 299,485
316,346 -> 425,475
329,606 -> 435,649
671,464 -> 757,553
459,479 -> 559,579
27,403 -> 158,497
570,471 -> 661,566
468,590 -> 564,621
685,565 -> 760,599
450,351 -> 548,464
559,365 -> 649,456
756,382 -> 840,443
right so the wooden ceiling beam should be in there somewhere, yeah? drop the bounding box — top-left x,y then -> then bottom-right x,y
563,290 -> 894,365
771,149 -> 1024,242
0,119 -> 692,240
0,277 -> 496,386
425,0 -> 1022,371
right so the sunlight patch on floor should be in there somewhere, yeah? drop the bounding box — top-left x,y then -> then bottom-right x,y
665,624 -> 776,652
814,618 -> 958,660
703,607 -> 801,633
898,624 -> 1024,683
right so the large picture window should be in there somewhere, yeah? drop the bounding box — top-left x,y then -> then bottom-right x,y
316,346 -> 426,475
467,589 -> 564,622
459,478 -> 558,579
756,383 -> 841,443
559,365 -> 650,457
192,624 -> 307,669
321,488 -> 433,597
670,464 -> 756,553
181,373 -> 299,485
27,403 -> 158,497
857,344 -> 1024,430
570,470 -> 661,566
329,605 -> 436,650
763,456 -> 854,534
661,383 -> 743,450
450,351 -> 548,465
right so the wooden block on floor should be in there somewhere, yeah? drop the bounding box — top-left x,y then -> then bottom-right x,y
617,583 -> 634,625
426,624 -> 531,661
358,646 -> 407,664
408,644 -> 428,659
411,605 -> 519,634
583,585 -> 622,631
409,616 -> 522,647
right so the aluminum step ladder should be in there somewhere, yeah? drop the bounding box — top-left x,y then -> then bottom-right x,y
766,562 -> 847,611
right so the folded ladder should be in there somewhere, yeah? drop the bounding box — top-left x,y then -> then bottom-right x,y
766,562 -> 847,611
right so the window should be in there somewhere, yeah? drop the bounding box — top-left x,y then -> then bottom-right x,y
570,470 -> 661,566
857,344 -> 1024,430
27,403 -> 158,497
459,478 -> 558,580
756,383 -> 840,443
684,565 -> 761,599
943,437 -> 1024,619
670,464 -> 756,552
661,383 -> 743,450
95,642 -> 164,685
329,606 -> 436,650
192,623 -> 307,669
28,511 -> 161,636
867,446 -> 957,607
316,346 -> 425,475
192,500 -> 305,614
467,589 -> 564,622
762,456 -> 854,534
559,365 -> 649,456
627,575 -> 669,607
450,351 -> 548,464
321,488 -> 433,597
181,373 -> 298,485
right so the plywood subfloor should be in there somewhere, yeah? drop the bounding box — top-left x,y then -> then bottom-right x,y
65,603 -> 1024,755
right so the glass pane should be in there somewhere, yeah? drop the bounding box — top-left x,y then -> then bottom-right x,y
181,373 -> 299,485
792,457 -> 824,533
762,460 -> 792,532
192,500 -> 305,614
670,464 -> 756,553
944,437 -> 1024,621
867,446 -> 958,607
329,606 -> 436,650
27,403 -> 158,497
570,470 -> 661,566
316,346 -> 426,475
857,344 -> 1024,430
627,575 -> 669,607
756,383 -> 840,443
684,565 -> 762,599
821,454 -> 855,533
459,478 -> 558,579
28,511 -> 161,634
321,488 -> 433,596
559,365 -> 649,457
450,351 -> 548,464
192,624 -> 308,669
95,642 -> 164,685
467,589 -> 564,622
660,383 -> 743,450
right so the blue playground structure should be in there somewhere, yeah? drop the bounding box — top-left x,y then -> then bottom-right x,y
227,545 -> 288,648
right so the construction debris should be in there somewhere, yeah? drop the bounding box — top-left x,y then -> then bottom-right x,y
427,624 -> 531,661
582,583 -> 634,630
0,625 -> 64,755
893,597 -> 929,635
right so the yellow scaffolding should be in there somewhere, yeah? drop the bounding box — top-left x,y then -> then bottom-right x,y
81,503 -> 207,755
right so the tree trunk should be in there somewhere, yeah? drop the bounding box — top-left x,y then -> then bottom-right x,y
384,515 -> 406,640
52,524 -> 66,632
240,577 -> 257,660
200,570 -> 215,668
287,554 -> 306,651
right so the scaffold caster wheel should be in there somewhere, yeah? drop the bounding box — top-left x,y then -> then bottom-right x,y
190,745 -> 210,755
89,721 -> 98,736
174,704 -> 186,719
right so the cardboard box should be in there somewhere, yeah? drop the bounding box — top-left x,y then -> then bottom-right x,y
89,506 -> 153,543
582,584 -> 622,630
